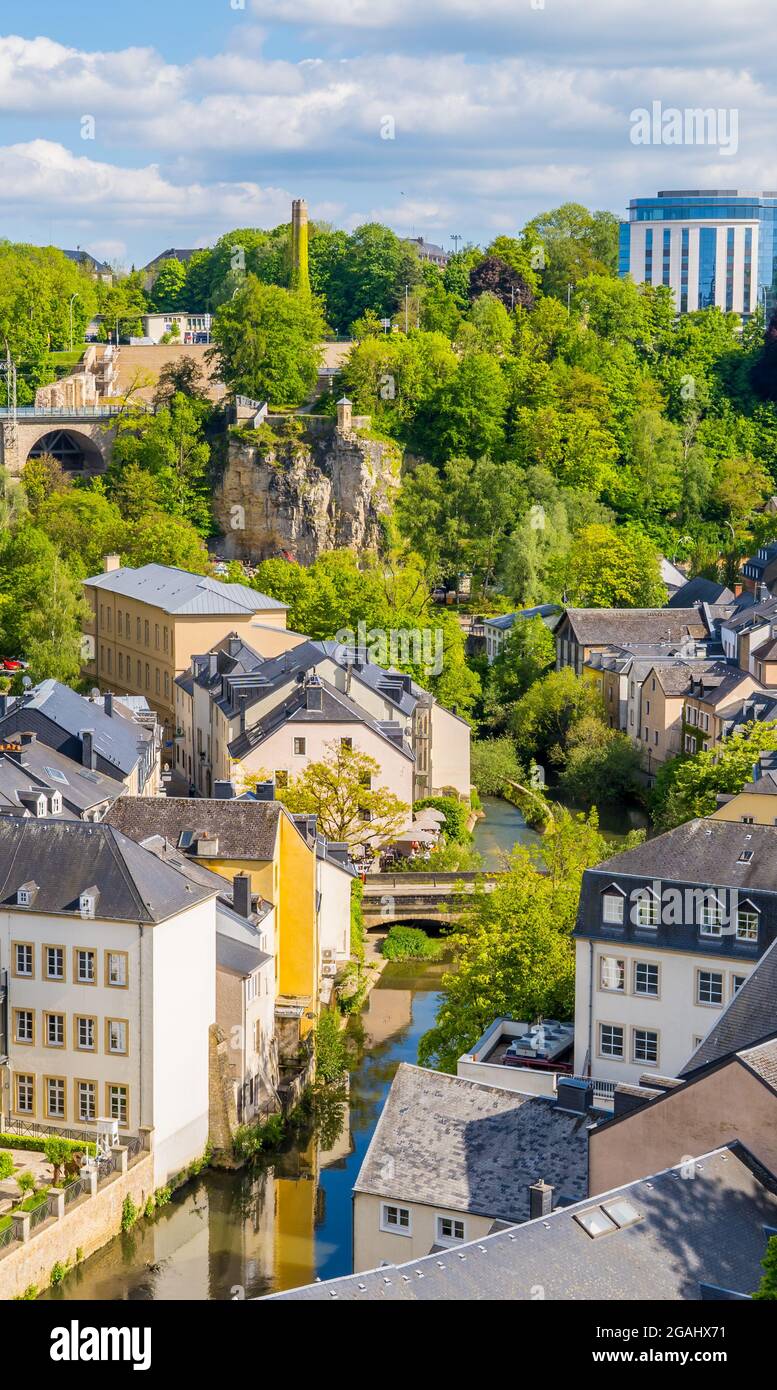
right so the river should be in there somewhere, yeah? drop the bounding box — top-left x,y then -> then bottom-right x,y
41,960 -> 445,1302
472,792 -> 649,872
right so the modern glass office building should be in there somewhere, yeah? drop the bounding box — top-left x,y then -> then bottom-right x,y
619,190 -> 777,318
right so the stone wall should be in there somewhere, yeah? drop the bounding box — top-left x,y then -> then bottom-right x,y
214,419 -> 401,563
0,1155 -> 153,1300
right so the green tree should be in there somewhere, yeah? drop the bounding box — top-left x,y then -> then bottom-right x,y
109,393 -> 213,533
470,737 -> 523,795
753,1235 -> 777,1300
208,276 -> 325,405
522,204 -> 620,300
651,723 -> 777,830
43,1137 -> 72,1187
561,524 -> 666,607
418,809 -> 613,1071
510,667 -> 604,766
277,740 -> 410,850
150,258 -> 188,311
558,717 -> 642,805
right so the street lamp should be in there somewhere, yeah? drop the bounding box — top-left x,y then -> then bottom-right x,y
69,292 -> 81,352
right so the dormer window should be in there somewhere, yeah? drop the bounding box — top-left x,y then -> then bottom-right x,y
79,887 -> 99,919
736,901 -> 759,942
602,888 -> 625,925
16,881 -> 38,907
50,792 -> 62,815
633,888 -> 659,928
699,894 -> 724,937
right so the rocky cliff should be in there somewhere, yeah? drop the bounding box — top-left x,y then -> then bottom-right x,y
213,416 -> 401,563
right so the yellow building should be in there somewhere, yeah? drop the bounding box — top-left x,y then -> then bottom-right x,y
82,558 -> 291,745
107,796 -> 321,1036
713,751 -> 777,826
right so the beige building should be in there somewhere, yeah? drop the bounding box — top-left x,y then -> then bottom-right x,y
713,749 -> 777,825
82,559 -> 292,745
175,634 -> 470,802
637,660 -> 759,775
352,1064 -> 588,1272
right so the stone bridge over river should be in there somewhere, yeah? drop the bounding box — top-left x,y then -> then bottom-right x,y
0,406 -> 121,477
360,871 -> 496,928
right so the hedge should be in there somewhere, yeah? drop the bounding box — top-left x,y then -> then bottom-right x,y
0,1133 -> 96,1156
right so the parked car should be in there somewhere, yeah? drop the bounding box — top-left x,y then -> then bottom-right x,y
1,658 -> 27,671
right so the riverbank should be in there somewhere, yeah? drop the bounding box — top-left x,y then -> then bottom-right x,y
40,960 -> 445,1300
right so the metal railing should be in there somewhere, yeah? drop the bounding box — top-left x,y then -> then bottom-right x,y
0,1222 -> 18,1250
28,1201 -> 49,1232
0,405 -> 124,418
2,1119 -> 96,1147
568,1075 -> 617,1101
63,1179 -> 83,1206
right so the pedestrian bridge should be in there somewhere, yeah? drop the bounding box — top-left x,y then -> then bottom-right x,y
0,406 -> 125,477
361,871 -> 495,927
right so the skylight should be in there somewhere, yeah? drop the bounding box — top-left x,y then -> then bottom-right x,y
43,767 -> 68,784
601,1198 -> 643,1230
573,1208 -> 619,1239
737,850 -> 754,864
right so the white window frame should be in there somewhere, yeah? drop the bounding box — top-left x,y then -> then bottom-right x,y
632,1028 -> 659,1066
736,905 -> 759,942
633,960 -> 660,997
599,1023 -> 624,1059
699,896 -> 724,937
599,956 -> 625,992
602,892 -> 625,925
436,1214 -> 466,1246
380,1203 -> 412,1236
697,970 -> 724,1007
634,891 -> 659,928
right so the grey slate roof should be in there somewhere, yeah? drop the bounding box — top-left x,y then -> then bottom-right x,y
738,1038 -> 777,1094
484,605 -> 561,632
562,608 -> 709,645
720,596 -> 777,633
0,679 -> 152,781
0,740 -> 125,818
0,818 -> 215,923
681,938 -> 777,1075
354,1064 -> 589,1223
83,563 -> 285,616
228,676 -> 414,762
667,577 -> 735,608
594,817 -> 777,892
106,796 -> 283,861
653,659 -> 735,696
266,1145 -> 777,1301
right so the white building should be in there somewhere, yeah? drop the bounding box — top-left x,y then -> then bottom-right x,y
619,190 -> 777,318
0,818 -> 217,1186
138,313 -> 213,345
573,819 -> 777,1085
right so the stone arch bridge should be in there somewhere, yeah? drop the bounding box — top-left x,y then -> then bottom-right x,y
0,407 -> 121,478
361,871 -> 496,929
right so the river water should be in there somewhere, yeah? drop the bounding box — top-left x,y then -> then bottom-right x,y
42,796 -> 644,1301
42,961 -> 446,1302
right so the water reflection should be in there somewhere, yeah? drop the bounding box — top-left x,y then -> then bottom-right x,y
43,963 -> 444,1301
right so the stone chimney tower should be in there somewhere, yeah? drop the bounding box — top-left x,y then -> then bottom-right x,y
291,198 -> 310,294
336,396 -> 353,433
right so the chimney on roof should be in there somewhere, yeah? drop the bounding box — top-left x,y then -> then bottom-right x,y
103,554 -> 121,573
213,780 -> 235,799
228,634 -> 241,658
196,833 -> 219,857
79,729 -> 96,770
208,652 -> 218,679
237,691 -> 249,734
19,731 -> 36,746
305,677 -> 323,712
252,781 -> 275,801
104,692 -> 113,718
233,872 -> 252,919
529,1179 -> 553,1221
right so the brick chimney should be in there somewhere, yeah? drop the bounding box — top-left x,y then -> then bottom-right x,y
529,1179 -> 553,1220
103,554 -> 121,573
79,729 -> 97,770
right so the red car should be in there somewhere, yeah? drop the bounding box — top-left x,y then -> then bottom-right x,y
1,658 -> 25,671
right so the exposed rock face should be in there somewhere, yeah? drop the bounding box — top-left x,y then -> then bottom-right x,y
214,418 -> 401,562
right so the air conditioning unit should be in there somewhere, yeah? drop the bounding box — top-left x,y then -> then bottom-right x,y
322,961 -> 337,978
322,949 -> 335,961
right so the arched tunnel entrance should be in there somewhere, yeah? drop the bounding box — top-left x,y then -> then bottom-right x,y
27,429 -> 106,475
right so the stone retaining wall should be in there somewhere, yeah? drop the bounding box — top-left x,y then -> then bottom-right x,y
0,1154 -> 153,1301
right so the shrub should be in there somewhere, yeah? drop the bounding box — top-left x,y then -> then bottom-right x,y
43,1136 -> 72,1187
233,1114 -> 286,1160
154,1185 -> 172,1208
0,1152 -> 14,1180
14,1284 -> 39,1300
414,795 -> 470,843
0,1133 -> 95,1156
144,1196 -> 156,1219
50,1262 -> 68,1286
315,1010 -> 348,1084
15,1171 -> 36,1201
121,1195 -> 138,1232
381,925 -> 443,961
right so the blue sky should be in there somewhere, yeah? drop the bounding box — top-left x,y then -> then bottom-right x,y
1,0 -> 775,267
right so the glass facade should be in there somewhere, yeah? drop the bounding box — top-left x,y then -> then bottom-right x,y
644,228 -> 653,283
698,226 -> 717,308
622,191 -> 777,314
